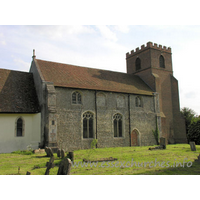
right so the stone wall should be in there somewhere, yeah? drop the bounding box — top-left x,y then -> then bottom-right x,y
55,87 -> 157,151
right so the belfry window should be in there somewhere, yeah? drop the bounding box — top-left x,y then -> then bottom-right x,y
135,57 -> 141,71
113,113 -> 123,137
136,96 -> 143,107
83,112 -> 94,138
72,91 -> 82,104
17,118 -> 23,137
159,55 -> 165,68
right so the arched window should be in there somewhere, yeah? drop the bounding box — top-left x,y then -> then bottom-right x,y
72,91 -> 82,104
136,96 -> 143,107
135,57 -> 141,71
113,113 -> 123,137
83,112 -> 94,138
159,55 -> 165,68
17,118 -> 23,137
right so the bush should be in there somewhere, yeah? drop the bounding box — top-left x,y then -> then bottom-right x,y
12,150 -> 34,155
188,120 -> 200,145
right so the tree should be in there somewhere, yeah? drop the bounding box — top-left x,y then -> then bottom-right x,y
188,120 -> 200,145
180,107 -> 197,137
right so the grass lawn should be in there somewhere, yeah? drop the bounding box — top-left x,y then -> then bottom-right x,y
0,144 -> 200,175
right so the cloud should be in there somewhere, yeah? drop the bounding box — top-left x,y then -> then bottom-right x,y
114,25 -> 130,33
13,58 -> 30,72
95,25 -> 118,42
185,92 -> 196,99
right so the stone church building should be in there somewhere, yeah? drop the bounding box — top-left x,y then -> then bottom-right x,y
0,42 -> 187,153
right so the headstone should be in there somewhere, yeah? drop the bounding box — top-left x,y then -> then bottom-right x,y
57,157 -> 72,175
195,154 -> 200,163
160,137 -> 166,149
45,147 -> 54,157
45,156 -> 55,175
190,142 -> 196,151
61,149 -> 65,159
48,147 -> 54,157
57,149 -> 61,158
45,146 -> 50,157
67,152 -> 74,162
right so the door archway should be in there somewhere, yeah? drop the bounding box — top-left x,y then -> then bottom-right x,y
131,129 -> 140,146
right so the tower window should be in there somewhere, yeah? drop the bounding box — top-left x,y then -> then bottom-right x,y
83,112 -> 94,138
159,55 -> 165,68
135,57 -> 141,71
113,113 -> 123,137
72,91 -> 82,104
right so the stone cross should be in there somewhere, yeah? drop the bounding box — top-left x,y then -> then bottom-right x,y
61,149 -> 65,159
190,142 -> 196,151
45,156 -> 55,175
57,149 -> 61,158
57,157 -> 72,175
160,137 -> 166,149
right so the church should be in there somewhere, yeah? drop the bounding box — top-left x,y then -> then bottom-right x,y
0,42 -> 187,153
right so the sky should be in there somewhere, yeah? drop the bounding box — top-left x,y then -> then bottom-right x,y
0,25 -> 200,115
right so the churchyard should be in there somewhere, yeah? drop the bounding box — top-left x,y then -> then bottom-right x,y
0,143 -> 200,175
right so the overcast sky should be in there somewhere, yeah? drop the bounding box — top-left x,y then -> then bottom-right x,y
0,25 -> 200,115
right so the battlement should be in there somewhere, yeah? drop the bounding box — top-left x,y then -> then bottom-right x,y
126,42 -> 171,58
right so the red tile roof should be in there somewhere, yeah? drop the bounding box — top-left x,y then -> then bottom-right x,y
0,69 -> 40,113
35,59 -> 153,95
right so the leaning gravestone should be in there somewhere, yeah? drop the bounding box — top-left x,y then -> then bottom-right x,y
190,142 -> 196,151
57,157 -> 72,175
61,149 -> 65,159
45,146 -> 50,157
67,152 -> 74,162
160,137 -> 166,149
195,154 -> 200,163
57,149 -> 61,158
45,147 -> 54,157
45,156 -> 55,175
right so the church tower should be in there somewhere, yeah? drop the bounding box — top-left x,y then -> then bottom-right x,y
126,42 -> 187,144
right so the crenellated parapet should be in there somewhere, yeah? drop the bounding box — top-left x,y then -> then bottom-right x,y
126,42 -> 171,58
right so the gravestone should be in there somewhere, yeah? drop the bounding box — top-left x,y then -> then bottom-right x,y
45,156 -> 55,175
57,157 -> 72,175
61,149 -> 65,159
195,154 -> 200,163
67,152 -> 74,162
190,142 -> 196,151
57,149 -> 61,158
160,137 -> 166,149
45,147 -> 54,157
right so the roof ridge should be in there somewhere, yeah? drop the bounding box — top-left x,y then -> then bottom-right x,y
36,58 -> 128,75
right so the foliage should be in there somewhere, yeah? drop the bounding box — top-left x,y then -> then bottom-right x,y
12,150 -> 34,155
181,107 -> 197,135
188,120 -> 200,145
90,139 -> 98,149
